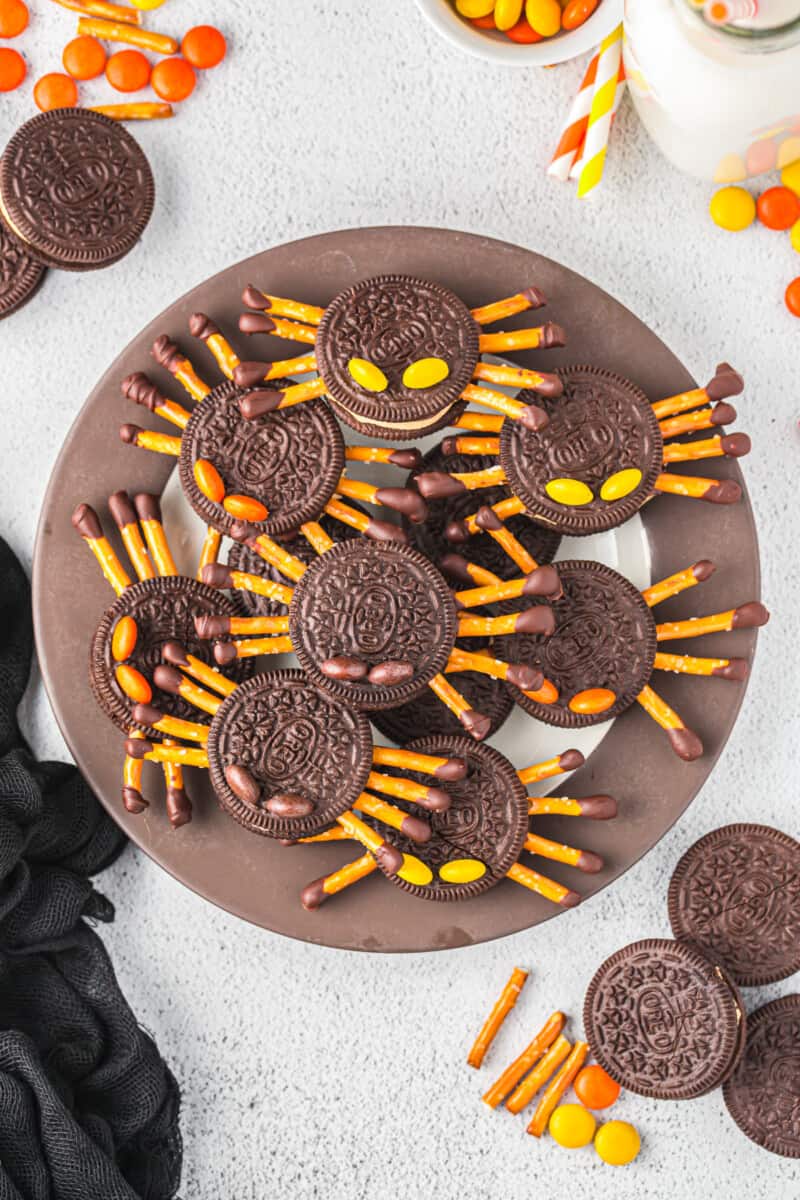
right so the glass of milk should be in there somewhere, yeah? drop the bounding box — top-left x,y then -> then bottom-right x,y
624,0 -> 800,180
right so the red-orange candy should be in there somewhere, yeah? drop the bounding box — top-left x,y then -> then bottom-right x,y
33,72 -> 78,111
471,13 -> 497,26
106,48 -> 151,93
562,0 -> 599,29
0,45 -> 25,90
111,615 -> 138,662
0,0 -> 28,38
181,24 -> 226,69
222,494 -> 268,522
151,56 -> 195,101
785,276 -> 800,317
63,35 -> 107,80
115,663 -> 152,704
574,1064 -> 621,1110
505,15 -> 542,40
568,687 -> 616,714
194,458 -> 225,503
757,185 -> 800,231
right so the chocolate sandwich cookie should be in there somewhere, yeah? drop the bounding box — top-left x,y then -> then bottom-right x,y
315,274 -> 479,439
206,669 -> 372,839
404,441 -> 561,580
0,217 -> 45,318
499,366 -> 663,537
723,996 -> 800,1158
366,735 -> 529,901
289,539 -> 457,710
584,938 -> 746,1101
504,559 -> 656,727
90,575 -> 252,736
0,110 -> 154,271
668,824 -> 800,987
178,378 -> 344,539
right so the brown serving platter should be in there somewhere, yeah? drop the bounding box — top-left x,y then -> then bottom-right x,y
32,227 -> 761,952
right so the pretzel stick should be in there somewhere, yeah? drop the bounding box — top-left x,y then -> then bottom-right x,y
122,731 -> 146,813
354,792 -> 431,843
482,1012 -> 566,1108
641,560 -> 714,607
214,635 -> 293,662
663,433 -> 750,463
162,641 -> 237,697
524,832 -> 602,873
428,674 -> 491,741
50,0 -> 140,23
121,372 -> 191,429
372,746 -> 466,780
162,738 -> 192,829
518,749 -> 584,785
528,795 -> 617,819
656,602 -> 768,641
296,521 -> 332,556
454,567 -> 559,610
242,285 -> 326,325
336,477 -> 427,524
151,335 -> 211,401
439,554 -> 501,588
505,1034 -> 572,1114
527,1042 -> 588,1137
239,377 -> 327,418
658,401 -> 737,439
126,739 -> 209,768
473,361 -> 563,397
194,613 -> 290,638
197,527 -> 221,580
447,647 -> 543,691
506,862 -> 581,907
520,678 -> 559,705
652,363 -> 743,420
233,354 -> 317,385
654,651 -> 747,681
417,465 -> 507,499
108,491 -> 155,582
301,852 -> 378,911
474,506 -> 539,574
451,411 -> 505,433
132,703 -> 209,743
448,495 -> 528,539
478,323 -> 565,355
461,384 -> 548,431
299,826 -> 350,844
238,314 -> 317,345
471,288 -> 546,325
335,811 -> 403,875
71,504 -> 131,595
77,15 -> 178,53
133,494 -> 177,576
366,771 -> 450,813
467,967 -> 530,1069
457,609 -> 548,637
153,665 -> 222,718
120,425 -> 182,457
323,497 -> 408,544
189,314 -> 240,380
201,562 -> 294,606
654,472 -> 741,504
90,102 -> 173,120
636,685 -> 702,761
441,436 -> 500,456
236,531 -> 307,582
345,446 -> 423,468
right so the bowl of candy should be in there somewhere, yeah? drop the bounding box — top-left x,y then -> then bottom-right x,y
415,0 -> 622,65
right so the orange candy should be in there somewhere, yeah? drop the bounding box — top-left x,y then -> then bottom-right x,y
194,458 -> 225,504
574,1064 -> 621,1110
0,45 -> 25,90
0,0 -> 28,38
63,35 -> 107,80
471,13 -> 497,26
105,48 -> 151,93
151,56 -> 195,101
181,24 -> 226,69
33,72 -> 78,111
568,687 -> 616,714
785,277 -> 800,317
505,16 -> 542,41
757,185 -> 800,231
222,494 -> 268,522
562,0 -> 599,29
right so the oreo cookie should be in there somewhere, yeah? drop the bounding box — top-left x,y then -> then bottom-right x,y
0,110 -> 154,271
584,938 -> 745,1101
206,669 -> 372,840
178,378 -> 344,539
499,366 -> 662,537
368,735 -> 529,901
315,274 -> 478,439
504,559 -> 656,727
668,824 -> 800,987
289,539 -> 457,710
90,575 -> 252,737
404,441 -> 561,580
723,996 -> 800,1158
0,217 -> 45,318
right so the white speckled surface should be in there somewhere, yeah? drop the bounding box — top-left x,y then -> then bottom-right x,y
3,1 -> 800,1194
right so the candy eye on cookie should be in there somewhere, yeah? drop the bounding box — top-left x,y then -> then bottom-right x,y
543,468 -> 644,508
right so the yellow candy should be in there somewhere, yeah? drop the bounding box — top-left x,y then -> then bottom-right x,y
455,0 -> 495,16
398,854 -> 433,886
545,478 -> 594,506
439,858 -> 486,884
131,0 -> 167,8
549,1104 -> 597,1149
525,0 -> 562,36
402,357 -> 450,389
781,158 -> 800,197
594,1120 -> 641,1166
347,357 -> 388,393
709,186 -> 756,232
600,468 -> 642,501
791,218 -> 800,253
494,0 -> 524,30
777,137 -> 800,171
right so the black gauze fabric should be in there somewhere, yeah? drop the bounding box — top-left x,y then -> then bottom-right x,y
0,536 -> 182,1199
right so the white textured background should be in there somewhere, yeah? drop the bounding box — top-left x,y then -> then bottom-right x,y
2,1 -> 800,1196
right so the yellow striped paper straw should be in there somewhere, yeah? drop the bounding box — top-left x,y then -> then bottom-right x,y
577,24 -> 623,199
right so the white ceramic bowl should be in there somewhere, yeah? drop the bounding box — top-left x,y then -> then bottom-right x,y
414,0 -> 623,66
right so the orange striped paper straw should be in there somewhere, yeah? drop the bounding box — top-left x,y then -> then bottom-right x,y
547,52 -> 599,182
569,63 -> 626,181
